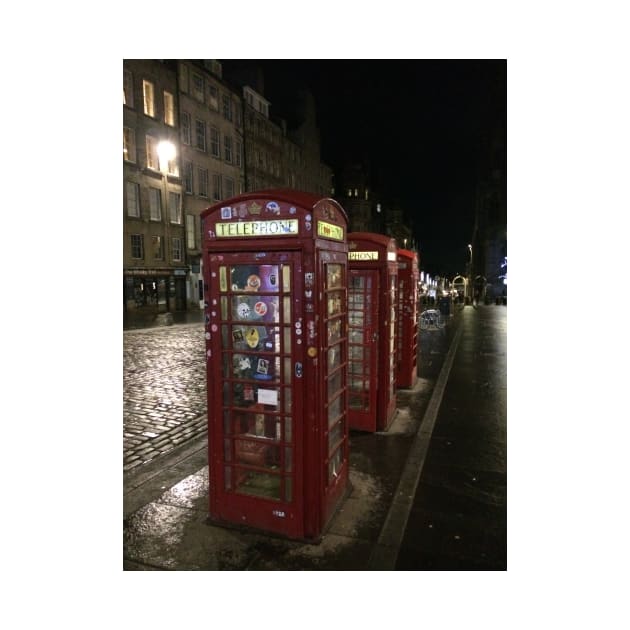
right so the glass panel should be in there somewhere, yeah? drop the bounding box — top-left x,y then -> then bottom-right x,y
232,296 -> 279,324
224,466 -> 232,490
223,411 -> 231,435
235,439 -> 280,469
235,470 -> 280,500
219,266 -> 227,292
327,318 -> 342,344
221,324 -> 229,347
327,370 -> 342,398
349,345 -> 364,363
326,264 -> 342,289
328,394 -> 341,425
283,296 -> 291,323
283,327 -> 292,353
230,264 -> 280,293
327,291 -> 342,316
222,381 -> 230,405
284,389 -> 292,413
328,420 -> 343,453
220,296 -> 228,320
328,344 -> 341,371
284,477 -> 292,502
224,438 -> 232,462
328,448 -> 342,482
284,447 -> 292,472
284,357 -> 292,384
282,265 -> 291,292
284,416 -> 292,440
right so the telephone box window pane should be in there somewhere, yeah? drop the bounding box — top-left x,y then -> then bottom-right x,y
328,394 -> 341,425
219,266 -> 227,292
328,420 -> 343,453
232,296 -> 279,323
285,477 -> 292,502
284,416 -> 292,440
328,448 -> 342,482
284,447 -> 293,472
326,264 -> 342,289
221,325 -> 229,348
283,327 -> 291,353
327,370 -> 342,398
224,438 -> 232,462
230,265 -> 280,293
220,297 -> 228,320
224,466 -> 232,490
223,381 -> 231,405
283,296 -> 291,323
327,319 -> 342,344
223,410 -> 231,435
236,470 -> 281,500
328,344 -> 341,370
284,389 -> 292,414
282,265 -> 291,292
283,357 -> 292,384
327,291 -> 342,316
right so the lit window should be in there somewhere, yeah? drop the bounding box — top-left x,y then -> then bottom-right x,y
146,136 -> 159,170
149,188 -> 161,221
143,80 -> 155,117
186,215 -> 196,249
181,112 -> 191,145
123,70 -> 134,108
152,236 -> 163,260
192,73 -> 204,102
208,84 -> 219,111
169,192 -> 182,224
123,127 -> 136,163
164,91 -> 175,126
354,188 -> 358,197
365,188 -> 369,200
347,189 -> 352,197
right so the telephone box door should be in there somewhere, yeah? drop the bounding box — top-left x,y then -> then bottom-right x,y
207,251 -> 304,538
348,269 -> 379,432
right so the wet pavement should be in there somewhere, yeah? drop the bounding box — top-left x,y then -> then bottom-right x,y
123,302 -> 507,570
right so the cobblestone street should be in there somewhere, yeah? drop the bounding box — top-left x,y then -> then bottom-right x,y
123,323 -> 207,473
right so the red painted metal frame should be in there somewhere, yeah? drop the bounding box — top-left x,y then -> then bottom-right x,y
201,190 -> 349,541
396,248 -> 419,388
347,232 -> 398,432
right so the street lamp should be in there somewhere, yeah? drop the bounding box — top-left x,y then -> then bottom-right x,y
467,244 -> 473,301
157,140 -> 176,312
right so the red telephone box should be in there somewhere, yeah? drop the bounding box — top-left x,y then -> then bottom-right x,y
347,232 -> 398,432
200,190 -> 350,541
396,248 -> 419,388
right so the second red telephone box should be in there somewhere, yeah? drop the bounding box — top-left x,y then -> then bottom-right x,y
347,232 -> 398,432
201,190 -> 350,541
396,248 -> 419,388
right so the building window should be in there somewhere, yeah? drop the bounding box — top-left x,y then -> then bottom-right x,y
149,187 -> 161,221
235,103 -> 242,129
131,234 -> 144,259
195,119 -> 206,152
169,192 -> 182,224
123,70 -> 134,108
210,126 -> 220,158
208,84 -> 219,111
126,181 -> 140,217
198,167 -> 208,197
354,188 -> 358,197
225,177 -> 234,199
181,112 -> 191,145
179,63 -> 189,94
213,173 -> 222,201
235,140 -> 242,167
222,95 -> 233,121
224,135 -> 232,163
143,80 -> 155,117
192,73 -> 204,102
172,237 -> 182,262
123,127 -> 136,163
183,161 -> 193,194
365,188 -> 369,200
146,135 -> 159,170
152,235 -> 163,260
164,91 -> 175,126
186,214 -> 196,249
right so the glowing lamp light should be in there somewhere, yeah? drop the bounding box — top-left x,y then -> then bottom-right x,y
157,140 -> 176,173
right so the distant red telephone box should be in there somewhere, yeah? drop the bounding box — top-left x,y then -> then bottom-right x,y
200,190 -> 350,541
347,232 -> 398,432
396,248 -> 419,388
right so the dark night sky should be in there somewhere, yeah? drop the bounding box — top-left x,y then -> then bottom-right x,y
222,59 -> 506,278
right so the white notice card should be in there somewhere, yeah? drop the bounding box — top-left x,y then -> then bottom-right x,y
257,388 -> 278,405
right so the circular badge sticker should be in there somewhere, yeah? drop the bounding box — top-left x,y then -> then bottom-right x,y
254,301 -> 268,316
246,328 -> 260,348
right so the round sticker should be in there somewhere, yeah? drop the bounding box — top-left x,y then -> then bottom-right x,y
254,301 -> 268,316
237,303 -> 251,319
246,328 -> 260,348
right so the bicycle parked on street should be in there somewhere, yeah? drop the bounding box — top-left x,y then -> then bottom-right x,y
419,309 -> 445,330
